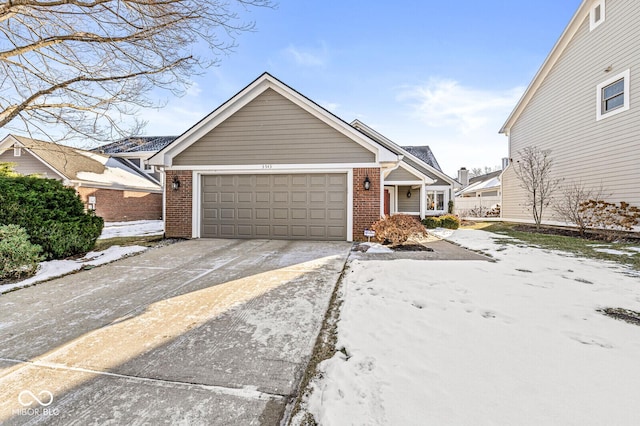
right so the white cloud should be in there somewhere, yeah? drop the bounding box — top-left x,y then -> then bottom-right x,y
392,78 -> 525,175
400,78 -> 524,135
283,43 -> 329,67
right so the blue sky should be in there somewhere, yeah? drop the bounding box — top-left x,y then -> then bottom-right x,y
140,0 -> 583,177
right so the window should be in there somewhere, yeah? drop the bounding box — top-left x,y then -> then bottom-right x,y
13,145 -> 21,156
590,0 -> 605,31
597,69 -> 630,120
426,191 -> 445,211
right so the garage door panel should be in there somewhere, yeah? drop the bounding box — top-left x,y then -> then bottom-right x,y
237,208 -> 252,219
237,192 -> 252,203
201,173 -> 346,240
291,209 -> 307,220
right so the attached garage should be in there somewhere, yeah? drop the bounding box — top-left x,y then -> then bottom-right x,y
200,173 -> 347,240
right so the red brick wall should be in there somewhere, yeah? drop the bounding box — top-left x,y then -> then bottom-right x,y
165,170 -> 193,238
76,187 -> 162,222
353,168 -> 381,241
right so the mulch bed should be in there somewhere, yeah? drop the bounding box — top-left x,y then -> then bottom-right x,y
512,224 -> 640,243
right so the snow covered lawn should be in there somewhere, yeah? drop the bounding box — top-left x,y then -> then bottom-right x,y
305,229 -> 640,425
1,221 -> 163,294
99,220 -> 164,239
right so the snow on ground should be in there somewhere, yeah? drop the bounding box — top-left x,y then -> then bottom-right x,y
99,220 -> 164,239
2,220 -> 163,294
0,246 -> 147,294
306,229 -> 640,425
360,242 -> 394,254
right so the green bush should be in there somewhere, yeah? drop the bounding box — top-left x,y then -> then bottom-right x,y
0,176 -> 104,260
371,214 -> 427,246
422,216 -> 441,229
439,214 -> 461,230
0,224 -> 43,279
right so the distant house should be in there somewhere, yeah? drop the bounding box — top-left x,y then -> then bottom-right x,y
500,0 -> 640,224
148,72 -> 455,241
0,135 -> 162,222
454,169 -> 502,217
93,136 -> 177,182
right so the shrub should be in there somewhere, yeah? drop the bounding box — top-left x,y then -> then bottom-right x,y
371,214 -> 427,246
579,200 -> 640,241
439,214 -> 461,230
0,176 -> 104,260
0,225 -> 43,279
422,216 -> 441,229
448,199 -> 454,214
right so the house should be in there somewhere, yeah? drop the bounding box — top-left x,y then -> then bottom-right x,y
0,135 -> 163,222
500,0 -> 640,224
149,72 -> 455,241
93,136 -> 177,182
454,169 -> 502,217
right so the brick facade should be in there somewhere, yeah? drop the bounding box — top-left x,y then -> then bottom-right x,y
76,187 -> 162,222
165,170 -> 193,238
353,167 -> 381,242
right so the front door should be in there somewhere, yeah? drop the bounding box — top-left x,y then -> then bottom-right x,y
384,189 -> 390,216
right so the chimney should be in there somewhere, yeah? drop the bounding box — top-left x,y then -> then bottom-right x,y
501,157 -> 509,170
457,167 -> 469,188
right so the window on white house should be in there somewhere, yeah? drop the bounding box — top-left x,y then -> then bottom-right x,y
13,146 -> 21,156
597,69 -> 630,120
590,0 -> 605,31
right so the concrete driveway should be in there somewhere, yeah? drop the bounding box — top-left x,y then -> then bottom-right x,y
0,239 -> 351,425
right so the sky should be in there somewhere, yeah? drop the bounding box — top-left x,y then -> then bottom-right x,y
125,1 -> 581,177
136,0 -> 581,176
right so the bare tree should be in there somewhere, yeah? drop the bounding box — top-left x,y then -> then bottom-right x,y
553,181 -> 607,236
513,146 -> 560,229
0,0 -> 273,142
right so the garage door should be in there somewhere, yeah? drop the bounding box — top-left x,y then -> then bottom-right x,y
201,174 -> 347,240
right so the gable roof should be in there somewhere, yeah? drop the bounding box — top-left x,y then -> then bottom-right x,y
94,136 -> 177,154
402,146 -> 442,172
500,0 -> 591,134
0,135 -> 161,191
456,170 -> 502,196
149,72 -> 399,166
350,120 -> 456,186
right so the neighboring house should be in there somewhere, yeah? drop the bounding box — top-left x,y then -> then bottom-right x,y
93,136 -> 177,182
500,0 -> 640,224
454,169 -> 502,217
0,135 -> 163,221
149,72 -> 455,241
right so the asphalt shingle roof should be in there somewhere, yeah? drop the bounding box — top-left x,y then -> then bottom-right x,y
93,136 -> 177,154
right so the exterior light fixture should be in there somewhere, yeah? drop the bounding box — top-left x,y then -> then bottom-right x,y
363,176 -> 371,190
172,175 -> 180,191
407,189 -> 412,198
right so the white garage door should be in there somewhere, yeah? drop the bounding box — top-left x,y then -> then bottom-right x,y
201,173 -> 347,240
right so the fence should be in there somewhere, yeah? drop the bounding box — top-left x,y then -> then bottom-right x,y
454,196 -> 501,217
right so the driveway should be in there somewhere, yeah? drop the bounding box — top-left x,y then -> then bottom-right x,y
0,239 -> 351,425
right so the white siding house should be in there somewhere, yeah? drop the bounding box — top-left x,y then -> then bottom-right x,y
500,0 -> 640,224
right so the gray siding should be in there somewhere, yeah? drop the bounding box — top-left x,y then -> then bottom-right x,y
386,166 -> 421,182
397,186 -> 420,212
174,89 -> 375,166
504,0 -> 640,222
0,149 -> 61,179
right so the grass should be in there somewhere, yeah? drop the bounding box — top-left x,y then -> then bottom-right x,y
93,235 -> 165,252
473,222 -> 640,271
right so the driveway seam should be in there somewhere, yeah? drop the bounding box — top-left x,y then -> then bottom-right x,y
0,357 -> 286,401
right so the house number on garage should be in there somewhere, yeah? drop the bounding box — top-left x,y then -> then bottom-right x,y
262,164 -> 273,169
